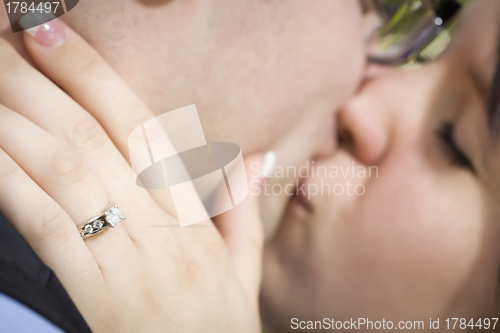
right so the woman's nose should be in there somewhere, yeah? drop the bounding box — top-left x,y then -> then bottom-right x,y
337,83 -> 390,165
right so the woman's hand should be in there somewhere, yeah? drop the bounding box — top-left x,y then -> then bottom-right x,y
0,19 -> 264,332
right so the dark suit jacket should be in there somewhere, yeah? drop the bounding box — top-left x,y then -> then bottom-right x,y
0,213 -> 91,333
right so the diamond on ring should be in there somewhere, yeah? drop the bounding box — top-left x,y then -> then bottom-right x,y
104,205 -> 126,227
93,219 -> 104,229
78,204 -> 126,238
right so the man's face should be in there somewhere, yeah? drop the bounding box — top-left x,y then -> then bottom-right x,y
261,0 -> 500,331
55,0 -> 368,229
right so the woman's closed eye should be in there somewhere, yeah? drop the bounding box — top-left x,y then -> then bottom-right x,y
436,122 -> 475,172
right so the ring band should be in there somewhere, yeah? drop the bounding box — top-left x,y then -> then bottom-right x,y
78,204 -> 126,238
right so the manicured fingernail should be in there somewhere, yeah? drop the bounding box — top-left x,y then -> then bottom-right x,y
24,20 -> 65,48
261,151 -> 276,179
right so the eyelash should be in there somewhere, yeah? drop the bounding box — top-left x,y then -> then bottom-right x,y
436,122 -> 474,170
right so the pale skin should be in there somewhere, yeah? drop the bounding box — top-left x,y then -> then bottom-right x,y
59,0 -> 369,237
5,1 -> 499,332
3,1 -> 498,332
0,0 -> 370,236
0,1 -> 371,332
4,1 -> 499,332
0,21 -> 269,332
262,0 -> 500,332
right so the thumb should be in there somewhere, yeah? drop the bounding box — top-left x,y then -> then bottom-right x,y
213,152 -> 275,309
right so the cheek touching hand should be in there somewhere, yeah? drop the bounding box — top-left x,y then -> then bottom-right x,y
0,19 -> 264,332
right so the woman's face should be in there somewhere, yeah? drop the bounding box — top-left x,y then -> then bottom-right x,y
262,0 -> 500,331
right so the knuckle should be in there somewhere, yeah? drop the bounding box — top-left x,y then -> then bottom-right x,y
0,161 -> 20,182
48,147 -> 90,185
26,205 -> 66,241
73,56 -> 103,80
63,117 -> 108,151
140,119 -> 166,147
123,104 -> 153,137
